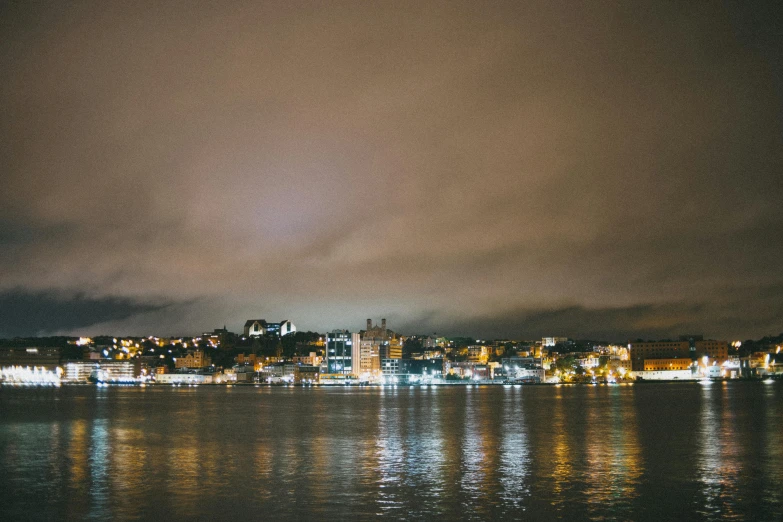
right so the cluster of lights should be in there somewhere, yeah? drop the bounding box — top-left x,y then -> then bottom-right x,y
0,366 -> 62,385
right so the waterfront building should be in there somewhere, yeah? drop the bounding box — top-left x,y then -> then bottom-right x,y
399,358 -> 444,377
501,356 -> 545,382
325,330 -> 355,375
628,341 -> 691,371
445,361 -> 492,379
358,340 -> 381,376
156,373 -> 213,384
64,360 -> 141,382
385,336 -> 403,359
694,340 -> 729,364
631,369 -> 696,380
260,362 -> 286,379
64,361 -> 97,381
0,347 -> 61,371
230,365 -> 256,382
643,358 -> 693,371
294,365 -> 320,383
766,353 -> 783,375
381,358 -> 400,376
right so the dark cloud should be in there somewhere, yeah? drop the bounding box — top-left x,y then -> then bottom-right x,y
398,282 -> 783,342
0,289 -> 169,338
1,1 -> 782,339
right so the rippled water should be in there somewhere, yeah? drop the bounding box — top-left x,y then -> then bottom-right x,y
1,382 -> 781,521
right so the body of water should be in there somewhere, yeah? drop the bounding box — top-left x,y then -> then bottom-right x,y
1,382 -> 781,520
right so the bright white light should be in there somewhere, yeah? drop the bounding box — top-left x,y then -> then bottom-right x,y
1,365 -> 61,385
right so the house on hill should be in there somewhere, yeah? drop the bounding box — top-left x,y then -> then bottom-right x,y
243,319 -> 296,337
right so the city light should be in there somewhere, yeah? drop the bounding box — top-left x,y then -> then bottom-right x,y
1,366 -> 61,385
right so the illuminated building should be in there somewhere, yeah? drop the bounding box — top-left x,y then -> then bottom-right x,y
399,358 -> 443,377
235,353 -> 257,368
0,365 -> 61,384
292,352 -> 322,366
295,365 -> 320,383
385,336 -> 403,359
175,350 -> 212,369
467,345 -> 489,363
643,358 -> 693,371
628,341 -> 690,371
694,340 -> 728,364
0,347 -> 61,371
361,318 -> 401,364
228,365 -> 256,382
243,319 -> 296,337
325,330 -> 355,374
631,369 -> 694,380
500,356 -> 545,382
358,340 -> 381,375
156,373 -> 213,384
445,361 -> 491,379
63,360 -> 141,382
381,358 -> 400,376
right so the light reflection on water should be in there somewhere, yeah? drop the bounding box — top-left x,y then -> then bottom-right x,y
697,383 -> 742,519
0,383 -> 781,521
498,386 -> 530,511
763,382 -> 783,514
584,386 -> 641,520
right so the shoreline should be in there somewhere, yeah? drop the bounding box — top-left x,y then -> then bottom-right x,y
2,376 -> 780,388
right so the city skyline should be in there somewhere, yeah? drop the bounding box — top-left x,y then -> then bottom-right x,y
2,1 -> 782,341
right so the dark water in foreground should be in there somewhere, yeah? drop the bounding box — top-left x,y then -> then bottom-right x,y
1,382 -> 781,521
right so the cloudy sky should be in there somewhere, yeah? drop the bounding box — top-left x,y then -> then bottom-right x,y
1,1 -> 782,341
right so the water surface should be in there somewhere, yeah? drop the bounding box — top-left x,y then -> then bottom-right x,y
1,382 -> 781,520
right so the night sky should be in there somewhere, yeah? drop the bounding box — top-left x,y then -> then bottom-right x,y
1,1 -> 782,340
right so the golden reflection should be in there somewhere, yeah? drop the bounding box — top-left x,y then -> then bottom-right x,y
253,437 -> 275,503
499,386 -> 530,509
111,427 -> 147,519
302,389 -> 329,514
439,387 -> 465,512
88,419 -> 111,519
460,388 -> 485,496
697,384 -> 741,519
68,420 -> 88,485
252,387 -> 275,503
584,387 -> 642,518
549,387 -> 572,497
458,387 -> 502,518
407,387 -> 446,490
375,386 -> 405,512
763,383 -> 783,509
166,400 -> 201,518
63,419 -> 89,519
358,389 -> 382,507
201,434 -> 233,493
476,389 -> 502,500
